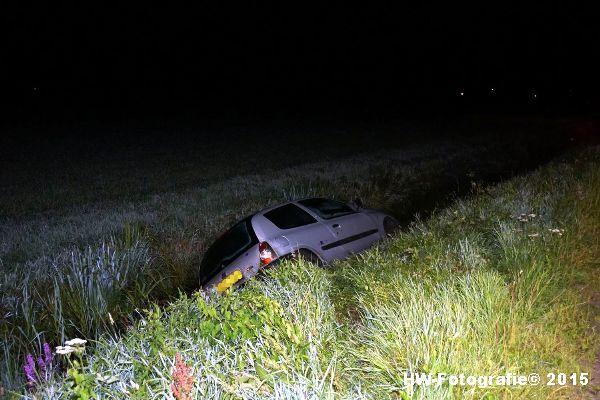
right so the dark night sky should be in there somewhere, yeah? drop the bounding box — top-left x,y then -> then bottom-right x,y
2,2 -> 599,123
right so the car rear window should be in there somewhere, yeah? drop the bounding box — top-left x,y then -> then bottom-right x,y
298,198 -> 356,220
263,203 -> 317,229
199,216 -> 258,285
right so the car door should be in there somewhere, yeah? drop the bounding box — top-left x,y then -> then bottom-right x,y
290,220 -> 349,261
296,198 -> 380,257
321,213 -> 379,256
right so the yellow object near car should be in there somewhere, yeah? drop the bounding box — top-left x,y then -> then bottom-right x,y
216,269 -> 243,293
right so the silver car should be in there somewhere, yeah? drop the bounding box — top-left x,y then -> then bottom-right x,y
200,197 -> 399,292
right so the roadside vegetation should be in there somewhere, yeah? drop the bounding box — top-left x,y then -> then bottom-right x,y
9,144 -> 598,399
1,121 -> 597,398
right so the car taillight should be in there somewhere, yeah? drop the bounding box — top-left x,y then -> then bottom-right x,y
259,241 -> 277,266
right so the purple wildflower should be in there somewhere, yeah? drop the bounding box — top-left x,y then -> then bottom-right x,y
36,343 -> 54,378
42,342 -> 53,366
23,353 -> 36,386
37,356 -> 46,376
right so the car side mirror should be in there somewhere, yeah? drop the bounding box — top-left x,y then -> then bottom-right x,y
350,197 -> 364,211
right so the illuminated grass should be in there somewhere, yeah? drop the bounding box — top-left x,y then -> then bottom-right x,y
1,134 -> 548,392
336,150 -> 600,398
0,123 -> 593,397
9,146 -> 598,399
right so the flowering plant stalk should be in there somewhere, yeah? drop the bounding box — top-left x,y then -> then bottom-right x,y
170,352 -> 195,400
23,342 -> 54,389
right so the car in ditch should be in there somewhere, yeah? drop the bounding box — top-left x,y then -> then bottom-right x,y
199,197 -> 399,293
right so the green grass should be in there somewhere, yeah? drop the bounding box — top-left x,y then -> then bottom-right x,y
1,125 -> 567,392
7,145 -> 598,399
0,119 -> 591,398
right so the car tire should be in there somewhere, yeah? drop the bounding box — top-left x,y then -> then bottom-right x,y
383,216 -> 400,236
295,248 -> 323,267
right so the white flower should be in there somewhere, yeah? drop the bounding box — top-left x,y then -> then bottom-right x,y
130,380 -> 140,390
528,233 -> 539,238
65,338 -> 87,347
528,213 -> 537,218
55,345 -> 76,355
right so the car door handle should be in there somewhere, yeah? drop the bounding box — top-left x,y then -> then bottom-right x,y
332,223 -> 340,228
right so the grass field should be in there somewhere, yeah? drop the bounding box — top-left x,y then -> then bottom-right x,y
1,119 -> 597,398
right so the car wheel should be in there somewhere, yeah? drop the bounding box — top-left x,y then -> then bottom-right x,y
383,216 -> 400,236
295,249 -> 323,267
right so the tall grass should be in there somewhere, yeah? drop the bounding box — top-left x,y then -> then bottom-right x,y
0,232 -> 154,391
13,146 -> 598,398
337,148 -> 600,398
1,134 -> 557,391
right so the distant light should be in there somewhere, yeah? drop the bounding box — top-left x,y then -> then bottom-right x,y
490,88 -> 494,91
533,94 -> 537,98
460,92 -> 464,96
33,87 -> 37,91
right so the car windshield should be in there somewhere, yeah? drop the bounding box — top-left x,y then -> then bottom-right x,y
298,198 -> 356,220
263,203 -> 317,229
199,217 -> 258,285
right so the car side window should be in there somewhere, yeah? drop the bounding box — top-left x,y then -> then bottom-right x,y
263,203 -> 317,229
298,198 -> 356,220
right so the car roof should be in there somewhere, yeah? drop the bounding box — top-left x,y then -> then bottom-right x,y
254,197 -> 326,216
